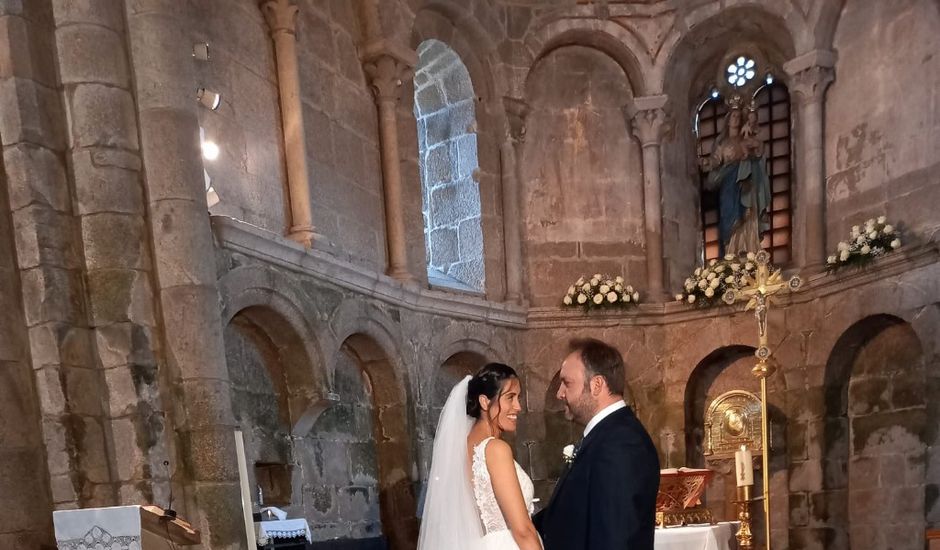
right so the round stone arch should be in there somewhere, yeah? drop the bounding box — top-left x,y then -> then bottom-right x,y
658,6 -> 797,289
683,343 -> 787,540
523,18 -> 651,97
331,322 -> 419,550
218,266 -> 330,436
817,314 -> 928,549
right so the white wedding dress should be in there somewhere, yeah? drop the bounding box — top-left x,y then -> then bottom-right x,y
471,437 -> 536,549
417,376 -> 540,550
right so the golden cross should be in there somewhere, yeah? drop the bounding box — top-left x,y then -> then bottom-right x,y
719,249 -> 802,550
722,250 -> 802,373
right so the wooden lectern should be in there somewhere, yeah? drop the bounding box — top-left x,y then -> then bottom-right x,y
53,505 -> 200,549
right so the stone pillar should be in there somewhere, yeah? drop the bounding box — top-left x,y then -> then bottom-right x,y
261,0 -> 316,247
628,95 -> 670,301
500,97 -> 530,304
51,0 -> 172,507
363,47 -> 418,282
785,51 -> 835,269
124,2 -> 241,546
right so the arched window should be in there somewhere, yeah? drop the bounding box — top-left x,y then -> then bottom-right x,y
695,71 -> 793,264
413,40 -> 484,292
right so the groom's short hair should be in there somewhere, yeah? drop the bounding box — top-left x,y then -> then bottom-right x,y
568,338 -> 625,397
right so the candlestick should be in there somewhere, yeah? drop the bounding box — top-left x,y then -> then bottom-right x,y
735,445 -> 754,487
735,484 -> 754,549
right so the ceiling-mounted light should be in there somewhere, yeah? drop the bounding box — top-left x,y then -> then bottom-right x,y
193,43 -> 210,61
197,88 -> 222,110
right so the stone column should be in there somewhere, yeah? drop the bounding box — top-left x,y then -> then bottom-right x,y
124,3 -> 241,546
501,97 -> 530,304
52,0 -> 171,506
363,47 -> 418,282
261,0 -> 315,247
628,95 -> 670,301
785,51 -> 835,269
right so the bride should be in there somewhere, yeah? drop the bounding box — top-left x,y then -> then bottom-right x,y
418,363 -> 543,550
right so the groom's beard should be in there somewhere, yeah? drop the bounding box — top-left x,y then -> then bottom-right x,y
564,394 -> 596,426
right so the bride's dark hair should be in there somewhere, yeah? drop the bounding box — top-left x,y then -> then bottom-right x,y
466,363 -> 518,418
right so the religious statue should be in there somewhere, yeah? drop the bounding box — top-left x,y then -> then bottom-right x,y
700,95 -> 771,257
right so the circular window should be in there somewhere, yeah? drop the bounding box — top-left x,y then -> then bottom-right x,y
726,56 -> 756,87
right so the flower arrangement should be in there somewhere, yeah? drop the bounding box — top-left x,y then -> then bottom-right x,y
675,253 -> 760,307
563,274 -> 640,309
827,216 -> 901,272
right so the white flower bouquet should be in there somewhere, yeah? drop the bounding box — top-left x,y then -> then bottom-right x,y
827,216 -> 901,273
563,274 -> 640,310
675,253 -> 760,307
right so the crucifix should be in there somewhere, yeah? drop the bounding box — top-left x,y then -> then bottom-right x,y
722,249 -> 802,550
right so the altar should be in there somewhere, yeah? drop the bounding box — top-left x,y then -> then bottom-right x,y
655,522 -> 738,550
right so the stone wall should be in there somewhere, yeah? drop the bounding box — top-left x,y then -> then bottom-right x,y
414,40 -> 485,291
521,45 -> 645,306
194,1 -> 286,231
825,0 -> 940,247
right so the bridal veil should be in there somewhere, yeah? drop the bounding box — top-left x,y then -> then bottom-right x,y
417,375 -> 484,550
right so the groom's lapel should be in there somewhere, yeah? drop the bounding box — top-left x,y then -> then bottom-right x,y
548,408 -> 632,503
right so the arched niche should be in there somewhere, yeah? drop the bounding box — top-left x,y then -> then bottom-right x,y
520,42 -> 644,306
327,333 -> 418,550
223,303 -> 325,513
660,6 -> 796,289
684,344 -> 787,541
817,314 -> 927,550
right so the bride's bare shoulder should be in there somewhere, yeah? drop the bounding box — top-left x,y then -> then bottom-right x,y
483,437 -> 514,463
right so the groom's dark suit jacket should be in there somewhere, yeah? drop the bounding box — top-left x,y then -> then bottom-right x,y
533,406 -> 660,550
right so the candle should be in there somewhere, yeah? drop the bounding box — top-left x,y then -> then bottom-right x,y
735,445 -> 753,487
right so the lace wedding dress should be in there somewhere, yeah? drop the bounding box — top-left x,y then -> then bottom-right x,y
417,377 -> 540,550
471,437 -> 537,550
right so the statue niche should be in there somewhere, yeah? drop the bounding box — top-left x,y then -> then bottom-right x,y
699,95 -> 771,258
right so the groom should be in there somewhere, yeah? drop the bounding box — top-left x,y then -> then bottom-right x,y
533,338 -> 660,550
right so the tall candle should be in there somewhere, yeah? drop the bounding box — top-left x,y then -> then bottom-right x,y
735,445 -> 754,487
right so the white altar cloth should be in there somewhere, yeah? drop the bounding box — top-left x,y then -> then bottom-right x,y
256,518 -> 312,545
655,522 -> 738,550
54,506 -> 142,550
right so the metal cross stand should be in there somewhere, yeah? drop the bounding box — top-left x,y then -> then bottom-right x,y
722,250 -> 802,550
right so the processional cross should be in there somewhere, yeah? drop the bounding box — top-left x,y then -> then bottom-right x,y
721,249 -> 802,550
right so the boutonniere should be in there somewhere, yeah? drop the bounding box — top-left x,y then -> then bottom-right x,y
562,444 -> 576,465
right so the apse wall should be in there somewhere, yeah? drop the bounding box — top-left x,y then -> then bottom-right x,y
825,0 -> 940,246
521,46 -> 645,306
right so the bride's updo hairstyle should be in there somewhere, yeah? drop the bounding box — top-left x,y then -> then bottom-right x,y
466,363 -> 518,418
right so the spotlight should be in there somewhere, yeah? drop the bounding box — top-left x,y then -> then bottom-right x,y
193,43 -> 210,61
202,140 -> 220,161
196,88 -> 222,110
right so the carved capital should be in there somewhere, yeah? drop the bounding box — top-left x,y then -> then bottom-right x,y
260,0 -> 298,36
630,107 -> 670,147
502,96 -> 530,143
364,54 -> 414,103
787,65 -> 834,106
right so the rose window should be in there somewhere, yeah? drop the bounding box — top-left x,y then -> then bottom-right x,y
726,56 -> 756,87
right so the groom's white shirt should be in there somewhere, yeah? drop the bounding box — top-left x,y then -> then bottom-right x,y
583,400 -> 627,437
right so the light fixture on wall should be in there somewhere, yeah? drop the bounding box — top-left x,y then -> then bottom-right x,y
765,73 -> 774,85
193,42 -> 210,61
199,126 -> 220,161
202,140 -> 220,161
196,87 -> 222,110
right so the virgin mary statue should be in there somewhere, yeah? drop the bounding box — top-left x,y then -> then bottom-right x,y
701,96 -> 771,257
